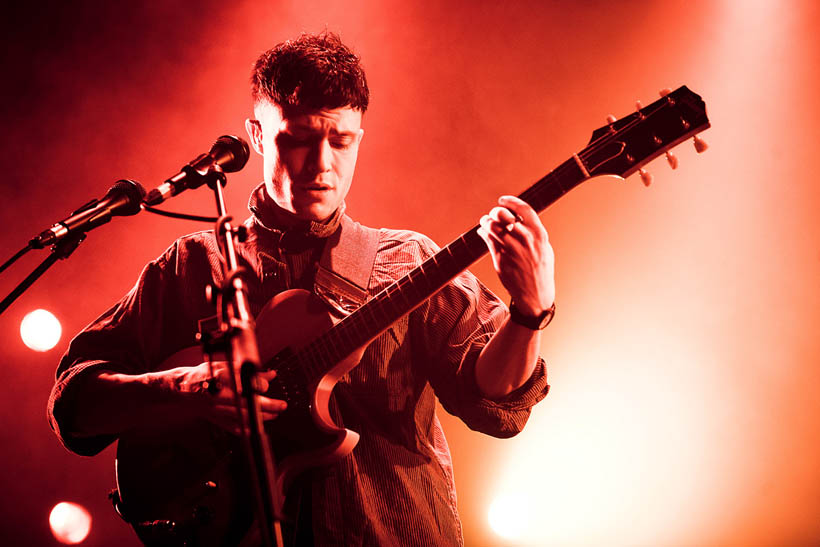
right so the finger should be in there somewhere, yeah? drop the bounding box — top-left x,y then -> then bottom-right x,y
489,206 -> 518,229
498,195 -> 541,228
258,397 -> 288,415
259,369 -> 278,381
476,225 -> 504,271
477,225 -> 496,251
482,213 -> 518,241
480,217 -> 512,248
253,370 -> 278,393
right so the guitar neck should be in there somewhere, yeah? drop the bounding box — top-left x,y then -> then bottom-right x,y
293,85 -> 710,383
295,156 -> 588,383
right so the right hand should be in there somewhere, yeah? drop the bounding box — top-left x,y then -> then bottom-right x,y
161,361 -> 287,435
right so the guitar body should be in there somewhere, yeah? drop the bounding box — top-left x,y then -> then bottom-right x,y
115,289 -> 366,546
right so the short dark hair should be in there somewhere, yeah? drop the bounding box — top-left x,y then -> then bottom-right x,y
251,32 -> 369,112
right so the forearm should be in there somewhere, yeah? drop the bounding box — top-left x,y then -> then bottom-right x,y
58,360 -> 284,443
60,368 -> 182,439
474,317 -> 541,399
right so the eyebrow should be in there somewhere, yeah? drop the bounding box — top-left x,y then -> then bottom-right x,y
286,123 -> 357,137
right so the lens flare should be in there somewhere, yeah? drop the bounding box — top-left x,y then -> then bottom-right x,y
20,308 -> 62,351
488,492 -> 532,540
49,501 -> 91,544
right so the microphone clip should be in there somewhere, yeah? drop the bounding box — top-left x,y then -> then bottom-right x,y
144,166 -> 226,206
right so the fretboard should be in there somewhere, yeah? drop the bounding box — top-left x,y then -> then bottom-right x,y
285,84 -> 711,386
295,156 -> 588,384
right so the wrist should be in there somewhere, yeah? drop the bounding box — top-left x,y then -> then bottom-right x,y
508,300 -> 555,330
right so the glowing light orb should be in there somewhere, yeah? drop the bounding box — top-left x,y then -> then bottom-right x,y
49,501 -> 91,544
488,492 -> 532,540
20,309 -> 62,351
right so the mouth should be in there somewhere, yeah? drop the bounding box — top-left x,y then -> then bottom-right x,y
294,181 -> 333,191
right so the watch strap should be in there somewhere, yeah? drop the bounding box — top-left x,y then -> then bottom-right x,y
509,300 -> 555,330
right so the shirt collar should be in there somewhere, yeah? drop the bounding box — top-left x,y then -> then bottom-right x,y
247,183 -> 344,239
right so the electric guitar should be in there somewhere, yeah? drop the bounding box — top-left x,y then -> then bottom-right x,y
114,86 -> 710,545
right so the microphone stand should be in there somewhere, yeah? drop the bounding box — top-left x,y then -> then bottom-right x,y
2,180 -> 145,317
203,169 -> 284,547
0,232 -> 86,316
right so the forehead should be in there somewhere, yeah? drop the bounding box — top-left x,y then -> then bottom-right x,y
259,102 -> 363,133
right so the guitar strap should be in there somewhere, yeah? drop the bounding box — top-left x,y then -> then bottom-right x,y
313,214 -> 381,316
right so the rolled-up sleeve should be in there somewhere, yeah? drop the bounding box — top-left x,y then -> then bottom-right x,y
47,238 -> 212,455
410,237 -> 550,438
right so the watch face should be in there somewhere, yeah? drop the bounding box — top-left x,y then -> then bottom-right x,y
536,310 -> 553,329
534,306 -> 554,329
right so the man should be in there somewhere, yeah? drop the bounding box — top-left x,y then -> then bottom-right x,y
48,32 -> 555,545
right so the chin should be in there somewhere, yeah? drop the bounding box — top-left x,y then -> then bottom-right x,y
296,205 -> 334,222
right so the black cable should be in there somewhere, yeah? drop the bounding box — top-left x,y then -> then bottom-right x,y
140,204 -> 218,223
0,244 -> 32,275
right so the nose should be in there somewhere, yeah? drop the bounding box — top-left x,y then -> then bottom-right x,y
307,138 -> 333,176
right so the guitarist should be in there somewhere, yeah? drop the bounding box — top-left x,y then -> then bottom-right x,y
48,31 -> 555,546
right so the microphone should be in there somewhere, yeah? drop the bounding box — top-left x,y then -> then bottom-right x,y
143,135 -> 250,206
30,179 -> 147,249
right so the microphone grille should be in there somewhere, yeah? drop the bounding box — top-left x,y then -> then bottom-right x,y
212,135 -> 250,173
110,179 -> 147,216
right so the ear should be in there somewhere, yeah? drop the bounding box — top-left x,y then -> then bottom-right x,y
357,128 -> 364,145
245,118 -> 264,155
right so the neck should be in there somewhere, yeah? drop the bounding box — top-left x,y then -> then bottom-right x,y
249,184 -> 344,238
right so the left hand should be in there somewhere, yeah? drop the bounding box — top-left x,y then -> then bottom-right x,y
477,195 -> 555,316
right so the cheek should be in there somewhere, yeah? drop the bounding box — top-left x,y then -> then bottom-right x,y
335,151 -> 359,177
279,148 -> 309,174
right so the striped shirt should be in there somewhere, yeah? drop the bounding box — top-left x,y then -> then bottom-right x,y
48,185 -> 550,546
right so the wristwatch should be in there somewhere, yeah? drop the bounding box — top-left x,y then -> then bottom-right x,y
509,301 -> 555,330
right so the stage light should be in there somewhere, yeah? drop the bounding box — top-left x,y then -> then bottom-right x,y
488,491 -> 532,541
20,308 -> 62,351
49,501 -> 91,544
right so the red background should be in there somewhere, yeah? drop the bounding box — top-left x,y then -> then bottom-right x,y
2,1 -> 819,545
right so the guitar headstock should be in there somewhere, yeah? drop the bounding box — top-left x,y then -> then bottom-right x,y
582,86 -> 710,184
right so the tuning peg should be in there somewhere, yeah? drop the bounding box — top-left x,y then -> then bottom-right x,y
606,115 -> 617,124
638,168 -> 653,186
665,151 -> 679,169
693,135 -> 708,153
659,88 -> 673,97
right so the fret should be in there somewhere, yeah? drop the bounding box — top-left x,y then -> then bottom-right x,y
394,275 -> 421,305
382,283 -> 406,314
391,278 -> 414,308
376,285 -> 411,324
406,264 -> 429,290
446,236 -> 477,264
368,295 -> 393,327
319,326 -> 342,361
519,158 -> 585,214
303,328 -> 345,381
